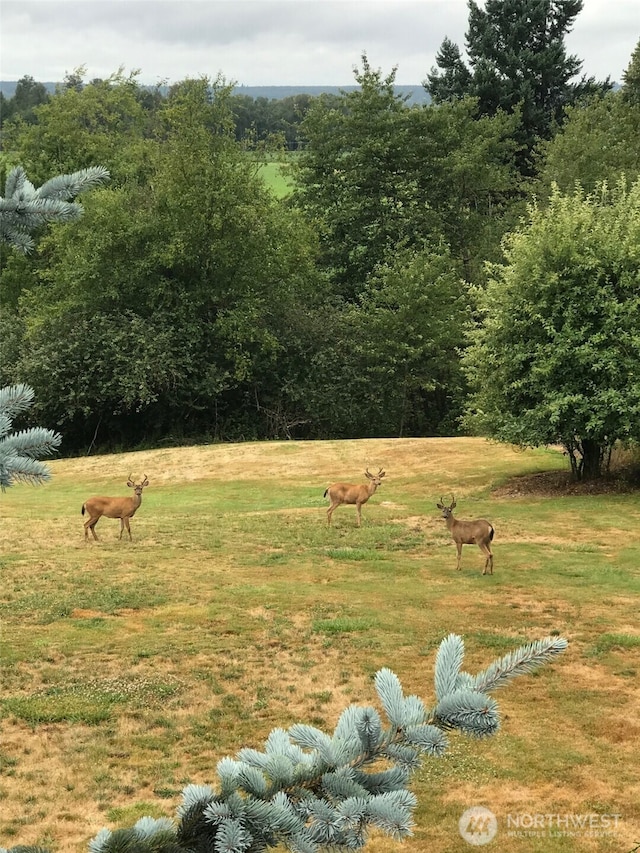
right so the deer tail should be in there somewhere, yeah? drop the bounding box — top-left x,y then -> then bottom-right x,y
81,504 -> 86,515
489,526 -> 495,541
324,488 -> 329,499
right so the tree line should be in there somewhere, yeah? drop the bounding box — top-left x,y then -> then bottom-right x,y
1,1 -> 639,479
0,71 -> 326,151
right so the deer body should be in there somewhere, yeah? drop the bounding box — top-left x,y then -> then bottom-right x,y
324,468 -> 385,527
437,497 -> 494,574
82,476 -> 149,541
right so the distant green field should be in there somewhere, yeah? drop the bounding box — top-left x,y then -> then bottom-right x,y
258,160 -> 295,198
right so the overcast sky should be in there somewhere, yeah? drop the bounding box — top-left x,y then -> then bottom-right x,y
1,0 -> 638,88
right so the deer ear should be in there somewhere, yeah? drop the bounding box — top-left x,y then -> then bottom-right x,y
451,501 -> 457,509
436,503 -> 443,509
127,481 -> 134,488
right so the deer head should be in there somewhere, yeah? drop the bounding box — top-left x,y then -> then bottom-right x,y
127,475 -> 149,495
437,494 -> 456,518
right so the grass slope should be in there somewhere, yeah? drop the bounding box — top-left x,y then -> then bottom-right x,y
0,438 -> 638,852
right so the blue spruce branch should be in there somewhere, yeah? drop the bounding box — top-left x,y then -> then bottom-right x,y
0,165 -> 110,253
0,384 -> 62,490
0,633 -> 567,853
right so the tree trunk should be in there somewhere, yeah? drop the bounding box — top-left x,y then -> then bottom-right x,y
579,438 -> 603,480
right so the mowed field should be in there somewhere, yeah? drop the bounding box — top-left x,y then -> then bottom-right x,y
1,437 -> 639,853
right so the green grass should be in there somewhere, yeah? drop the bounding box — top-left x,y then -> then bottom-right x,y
2,695 -> 115,726
258,160 -> 294,197
0,437 -> 638,852
311,617 -> 377,634
587,633 -> 640,656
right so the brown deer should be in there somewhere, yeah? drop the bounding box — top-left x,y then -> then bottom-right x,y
436,495 -> 494,574
324,468 -> 386,527
82,476 -> 149,541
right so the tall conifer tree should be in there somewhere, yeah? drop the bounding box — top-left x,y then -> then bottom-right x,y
426,0 -> 611,172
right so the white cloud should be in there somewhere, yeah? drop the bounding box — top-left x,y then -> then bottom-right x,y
1,0 -> 637,86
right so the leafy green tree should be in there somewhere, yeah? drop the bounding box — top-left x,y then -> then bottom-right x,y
464,177 -> 640,480
295,247 -> 469,438
6,78 -> 322,449
1,69 -> 156,185
426,0 -> 611,173
534,44 -> 640,195
15,308 -> 181,450
294,56 -> 520,297
1,633 -> 567,853
0,384 -> 61,490
403,98 -> 521,285
0,164 -> 109,253
534,90 -> 640,196
293,56 -> 412,300
62,66 -> 86,92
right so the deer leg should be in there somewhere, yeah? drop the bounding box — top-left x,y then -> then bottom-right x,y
123,517 -> 132,541
85,517 -> 99,540
455,541 -> 462,570
480,543 -> 493,575
327,504 -> 336,527
356,503 -> 362,527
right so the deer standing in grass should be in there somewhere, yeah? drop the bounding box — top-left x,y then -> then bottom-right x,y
82,476 -> 149,541
324,468 -> 386,527
437,495 -> 494,575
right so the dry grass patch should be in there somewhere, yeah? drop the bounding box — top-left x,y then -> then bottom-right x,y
1,438 -> 639,852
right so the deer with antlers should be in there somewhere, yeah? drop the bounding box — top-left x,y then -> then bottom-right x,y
82,476 -> 149,541
324,468 -> 386,527
436,495 -> 494,574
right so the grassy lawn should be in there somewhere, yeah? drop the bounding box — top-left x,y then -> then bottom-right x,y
0,437 -> 638,852
258,160 -> 295,198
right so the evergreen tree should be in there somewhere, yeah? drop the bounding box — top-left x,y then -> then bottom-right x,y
0,633 -> 567,853
0,384 -> 61,490
621,38 -> 640,107
426,0 -> 611,172
0,164 -> 109,253
0,74 -> 49,125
